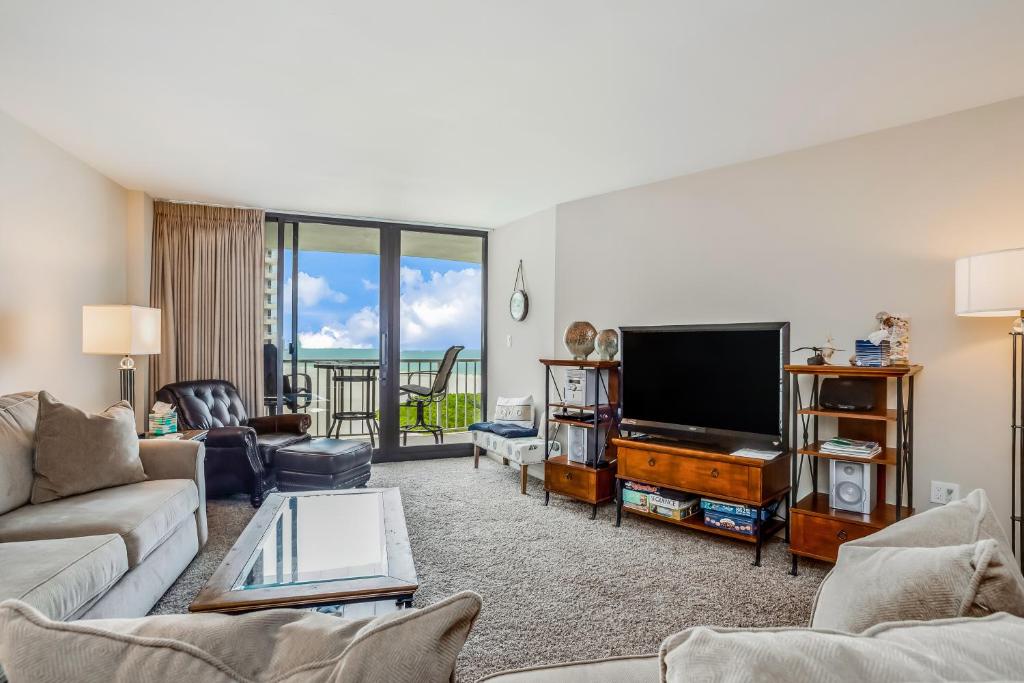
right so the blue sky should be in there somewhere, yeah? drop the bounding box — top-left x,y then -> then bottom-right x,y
283,251 -> 482,351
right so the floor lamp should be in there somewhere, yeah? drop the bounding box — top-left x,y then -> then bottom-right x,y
955,248 -> 1024,572
82,305 -> 161,409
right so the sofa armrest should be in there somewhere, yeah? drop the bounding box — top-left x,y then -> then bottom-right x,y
138,439 -> 208,547
248,414 -> 311,436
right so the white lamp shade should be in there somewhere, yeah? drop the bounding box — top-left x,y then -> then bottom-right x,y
955,248 -> 1024,317
82,305 -> 161,355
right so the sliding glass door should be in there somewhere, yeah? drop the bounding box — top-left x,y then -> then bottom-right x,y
264,216 -> 486,461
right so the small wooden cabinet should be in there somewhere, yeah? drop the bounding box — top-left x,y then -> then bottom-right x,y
544,455 -> 616,509
786,364 -> 920,573
613,437 -> 790,566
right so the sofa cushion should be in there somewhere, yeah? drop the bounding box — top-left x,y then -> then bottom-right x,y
0,590 -> 481,683
0,535 -> 127,621
0,392 -> 38,515
811,540 -> 1024,632
845,488 -> 1012,554
31,392 -> 147,504
479,655 -> 659,682
0,479 -> 198,567
660,613 -> 1024,683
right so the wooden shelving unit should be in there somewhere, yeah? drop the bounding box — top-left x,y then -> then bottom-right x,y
786,363 -> 922,574
540,358 -> 620,519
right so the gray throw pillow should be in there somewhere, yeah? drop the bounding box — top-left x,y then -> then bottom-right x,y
810,540 -> 1024,632
0,591 -> 482,682
660,613 -> 1024,683
30,392 -> 146,504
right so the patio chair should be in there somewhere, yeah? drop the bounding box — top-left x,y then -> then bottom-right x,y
400,345 -> 464,445
262,342 -> 313,413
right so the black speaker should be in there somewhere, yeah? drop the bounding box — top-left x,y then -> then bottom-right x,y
819,378 -> 876,411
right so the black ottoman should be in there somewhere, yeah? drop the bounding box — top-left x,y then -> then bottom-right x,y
274,438 -> 373,492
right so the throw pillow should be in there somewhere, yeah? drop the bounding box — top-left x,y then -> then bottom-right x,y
30,391 -> 146,504
810,540 -> 1024,632
0,591 -> 481,683
493,395 -> 534,428
660,613 -> 1024,683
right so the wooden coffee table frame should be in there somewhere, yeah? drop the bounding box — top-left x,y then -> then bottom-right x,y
190,488 -> 418,614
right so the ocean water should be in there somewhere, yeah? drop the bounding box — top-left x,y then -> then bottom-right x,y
295,347 -> 481,361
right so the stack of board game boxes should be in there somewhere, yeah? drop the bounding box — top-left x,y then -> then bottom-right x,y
622,481 -> 700,520
701,498 -> 778,535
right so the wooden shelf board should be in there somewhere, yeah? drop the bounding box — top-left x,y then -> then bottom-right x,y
785,363 -> 922,377
549,416 -> 613,428
540,359 -> 620,368
797,442 -> 897,466
797,407 -> 897,422
622,507 -> 785,544
791,492 -> 913,529
545,454 -> 615,472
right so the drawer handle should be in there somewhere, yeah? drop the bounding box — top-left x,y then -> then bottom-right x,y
564,472 -> 572,480
711,468 -> 720,479
837,529 -> 848,542
648,458 -> 656,467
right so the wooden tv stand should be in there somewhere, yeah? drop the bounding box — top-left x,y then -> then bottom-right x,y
612,436 -> 791,566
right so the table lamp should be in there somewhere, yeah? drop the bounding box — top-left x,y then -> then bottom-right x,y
955,247 -> 1024,570
82,305 -> 161,408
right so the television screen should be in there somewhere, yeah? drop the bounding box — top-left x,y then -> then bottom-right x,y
620,324 -> 788,440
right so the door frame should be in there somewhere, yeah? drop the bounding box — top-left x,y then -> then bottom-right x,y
266,212 -> 488,462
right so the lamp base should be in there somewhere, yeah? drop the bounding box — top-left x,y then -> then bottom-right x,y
119,365 -> 135,408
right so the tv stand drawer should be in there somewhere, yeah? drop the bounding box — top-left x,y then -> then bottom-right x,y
618,447 -> 755,501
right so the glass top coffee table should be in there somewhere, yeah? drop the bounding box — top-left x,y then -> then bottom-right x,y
190,488 -> 418,614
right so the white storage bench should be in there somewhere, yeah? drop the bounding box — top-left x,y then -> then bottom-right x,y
471,430 -> 561,495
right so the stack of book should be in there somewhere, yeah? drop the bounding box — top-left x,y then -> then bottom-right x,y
819,437 -> 881,458
854,339 -> 891,367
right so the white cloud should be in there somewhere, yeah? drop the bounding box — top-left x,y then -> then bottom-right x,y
296,266 -> 481,350
288,272 -> 348,308
361,278 -> 378,291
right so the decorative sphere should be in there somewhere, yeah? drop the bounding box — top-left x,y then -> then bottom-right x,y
595,329 -> 619,360
563,321 -> 597,360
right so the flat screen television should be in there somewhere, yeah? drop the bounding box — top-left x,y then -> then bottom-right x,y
619,322 -> 790,450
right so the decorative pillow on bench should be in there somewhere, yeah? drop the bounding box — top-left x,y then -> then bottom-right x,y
0,591 -> 481,683
492,395 -> 534,428
31,392 -> 146,504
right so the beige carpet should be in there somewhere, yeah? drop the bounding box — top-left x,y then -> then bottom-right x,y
151,457 -> 829,682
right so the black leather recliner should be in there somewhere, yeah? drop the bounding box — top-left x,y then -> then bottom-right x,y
156,380 -> 311,507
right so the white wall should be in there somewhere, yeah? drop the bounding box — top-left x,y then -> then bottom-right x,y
490,96 -> 1024,524
486,207 -> 556,474
0,110 -> 132,410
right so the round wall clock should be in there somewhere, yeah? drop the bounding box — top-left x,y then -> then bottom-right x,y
510,289 -> 529,321
510,260 -> 529,321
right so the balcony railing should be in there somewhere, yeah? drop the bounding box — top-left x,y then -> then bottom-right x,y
274,356 -> 482,438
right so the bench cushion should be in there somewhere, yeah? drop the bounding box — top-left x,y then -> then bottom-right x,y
0,479 -> 199,568
0,535 -> 128,620
472,431 -> 557,465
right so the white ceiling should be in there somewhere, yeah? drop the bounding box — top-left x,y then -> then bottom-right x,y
2,1 -> 1024,229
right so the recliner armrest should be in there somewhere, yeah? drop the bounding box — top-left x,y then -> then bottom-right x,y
248,414 -> 311,436
205,425 -> 259,448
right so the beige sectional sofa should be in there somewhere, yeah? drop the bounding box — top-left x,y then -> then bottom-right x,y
0,391 -> 207,621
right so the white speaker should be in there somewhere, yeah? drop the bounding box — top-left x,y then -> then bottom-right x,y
830,459 -> 877,514
567,426 -> 590,465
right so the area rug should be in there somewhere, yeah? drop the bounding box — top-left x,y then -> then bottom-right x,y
151,457 -> 829,681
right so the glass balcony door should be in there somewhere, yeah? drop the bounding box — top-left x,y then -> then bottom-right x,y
265,216 -> 487,460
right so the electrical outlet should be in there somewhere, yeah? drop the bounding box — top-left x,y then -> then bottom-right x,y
930,481 -> 960,505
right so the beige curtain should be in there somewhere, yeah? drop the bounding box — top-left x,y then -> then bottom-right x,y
149,202 -> 265,414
